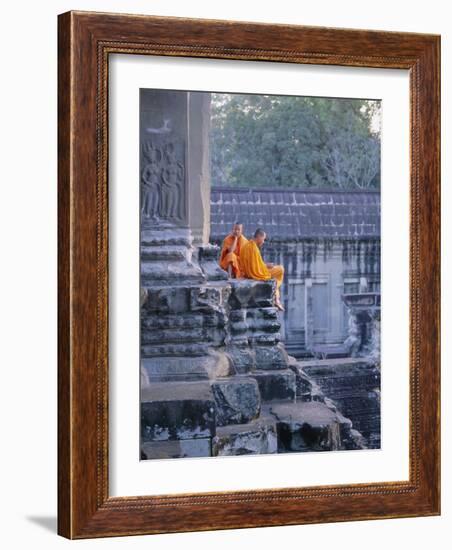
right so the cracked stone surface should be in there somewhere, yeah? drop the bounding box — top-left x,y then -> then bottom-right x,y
212,415 -> 278,456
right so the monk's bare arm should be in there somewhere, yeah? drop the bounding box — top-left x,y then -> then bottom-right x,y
227,236 -> 239,253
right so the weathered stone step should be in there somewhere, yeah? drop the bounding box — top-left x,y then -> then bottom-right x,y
264,400 -> 352,452
198,245 -> 228,281
254,343 -> 290,370
141,326 -> 224,346
141,352 -> 231,384
141,245 -> 189,261
141,342 -> 214,358
142,285 -> 230,314
141,227 -> 193,247
141,312 -> 224,330
298,358 -> 380,448
141,381 -> 215,442
250,369 -> 296,402
228,279 -> 275,309
211,376 -> 261,426
141,438 -> 212,460
141,260 -> 204,284
212,415 -> 278,456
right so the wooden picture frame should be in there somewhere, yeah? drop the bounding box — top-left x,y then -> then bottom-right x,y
57,10 -> 440,539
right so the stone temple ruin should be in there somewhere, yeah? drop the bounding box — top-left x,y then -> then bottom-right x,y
140,89 -> 380,460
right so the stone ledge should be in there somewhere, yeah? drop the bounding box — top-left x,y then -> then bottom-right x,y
266,401 -> 351,452
141,438 -> 212,460
228,279 -> 275,309
141,381 -> 215,442
251,369 -> 296,402
211,376 -> 261,426
212,415 -> 278,456
141,352 -> 231,384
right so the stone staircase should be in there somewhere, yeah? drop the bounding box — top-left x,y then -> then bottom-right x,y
140,247 -> 368,459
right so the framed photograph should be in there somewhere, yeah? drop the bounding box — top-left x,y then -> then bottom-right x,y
58,11 -> 440,538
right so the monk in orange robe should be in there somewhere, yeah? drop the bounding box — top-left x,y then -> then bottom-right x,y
219,222 -> 248,278
240,228 -> 285,311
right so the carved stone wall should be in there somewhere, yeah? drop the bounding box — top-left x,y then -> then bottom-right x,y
140,89 -> 211,243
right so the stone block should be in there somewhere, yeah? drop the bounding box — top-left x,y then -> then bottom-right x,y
229,309 -> 248,337
251,369 -> 296,401
141,312 -> 225,331
141,258 -> 205,285
226,345 -> 255,374
143,286 -> 191,314
141,381 -> 215,441
246,307 -> 281,333
141,438 -> 212,460
190,285 -> 231,313
141,350 -> 232,383
288,357 -> 324,401
141,225 -> 193,248
198,245 -> 228,281
211,377 -> 261,426
141,342 -> 211,358
141,326 -> 210,345
254,343 -> 290,370
141,245 -> 188,262
250,333 -> 281,345
228,279 -> 274,310
212,416 -> 278,456
267,401 -> 352,452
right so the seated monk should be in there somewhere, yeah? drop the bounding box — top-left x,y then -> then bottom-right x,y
219,222 -> 248,278
239,228 -> 285,311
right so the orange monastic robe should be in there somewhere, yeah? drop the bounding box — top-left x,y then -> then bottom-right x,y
219,234 -> 248,278
239,240 -> 284,299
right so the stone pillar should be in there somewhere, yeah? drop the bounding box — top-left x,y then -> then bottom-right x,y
188,92 -> 211,245
140,90 -> 224,387
368,310 -> 381,366
304,278 -> 314,350
140,90 -> 211,243
140,90 -> 229,459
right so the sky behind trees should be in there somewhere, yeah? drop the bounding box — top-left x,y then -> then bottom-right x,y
210,93 -> 381,190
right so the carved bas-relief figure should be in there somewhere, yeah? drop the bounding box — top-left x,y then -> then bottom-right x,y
160,143 -> 184,221
141,142 -> 162,220
141,139 -> 185,224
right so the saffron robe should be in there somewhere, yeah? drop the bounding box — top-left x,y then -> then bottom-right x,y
239,240 -> 284,299
219,234 -> 248,278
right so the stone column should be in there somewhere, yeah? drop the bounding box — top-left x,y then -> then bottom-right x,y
139,91 -> 228,459
188,92 -> 211,246
368,310 -> 381,366
139,89 -> 224,382
140,89 -> 211,240
304,278 -> 314,350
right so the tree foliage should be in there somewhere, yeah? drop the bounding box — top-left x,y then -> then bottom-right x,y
210,93 -> 381,189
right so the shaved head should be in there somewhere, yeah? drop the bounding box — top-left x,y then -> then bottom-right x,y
254,228 -> 266,246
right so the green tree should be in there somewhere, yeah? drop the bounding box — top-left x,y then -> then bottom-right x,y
210,93 -> 381,189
